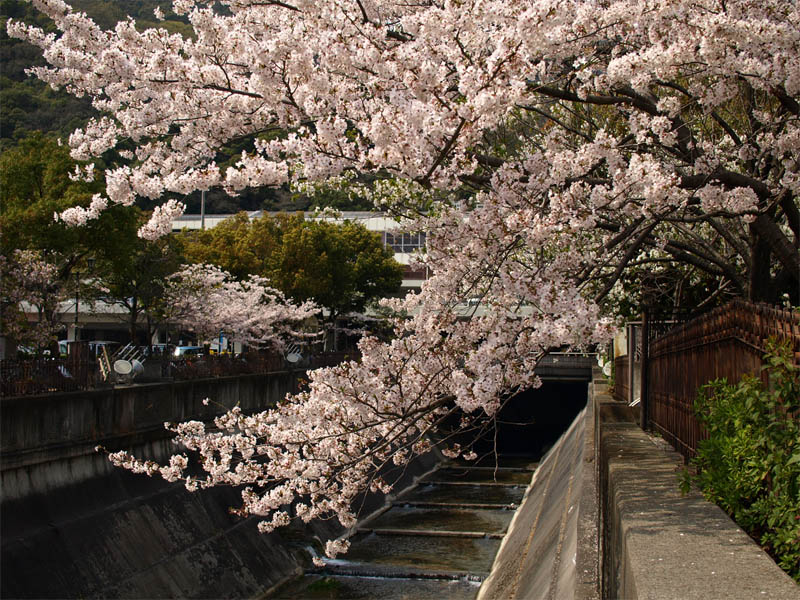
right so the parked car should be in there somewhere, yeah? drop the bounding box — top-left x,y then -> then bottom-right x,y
142,344 -> 172,358
173,345 -> 204,358
16,346 -> 36,359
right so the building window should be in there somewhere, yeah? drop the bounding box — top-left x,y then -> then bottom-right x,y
384,231 -> 426,253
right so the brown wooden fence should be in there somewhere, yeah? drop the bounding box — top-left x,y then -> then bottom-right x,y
646,299 -> 800,460
613,355 -> 630,403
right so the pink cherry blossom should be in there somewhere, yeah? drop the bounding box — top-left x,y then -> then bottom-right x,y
0,250 -> 65,350
163,263 -> 320,347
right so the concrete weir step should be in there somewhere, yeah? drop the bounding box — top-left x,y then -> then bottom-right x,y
360,505 -> 513,535
357,528 -> 506,539
315,532 -> 500,579
455,456 -> 539,470
271,457 -> 539,599
430,467 -> 536,485
397,482 -> 526,506
273,573 -> 482,600
330,529 -> 503,576
398,501 -> 519,510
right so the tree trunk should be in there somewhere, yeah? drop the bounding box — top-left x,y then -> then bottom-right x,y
748,223 -> 775,302
751,214 -> 800,294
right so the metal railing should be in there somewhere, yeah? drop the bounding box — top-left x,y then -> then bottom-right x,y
1,349 -> 360,397
165,351 -> 359,381
1,357 -> 95,397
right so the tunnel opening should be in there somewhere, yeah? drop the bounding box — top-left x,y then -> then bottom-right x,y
449,380 -> 590,461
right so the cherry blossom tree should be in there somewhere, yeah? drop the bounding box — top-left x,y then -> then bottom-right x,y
9,0 -> 800,557
177,211 -> 404,329
163,263 -> 320,348
0,249 -> 65,352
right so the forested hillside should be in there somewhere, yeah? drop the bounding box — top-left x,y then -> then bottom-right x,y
1,1 -> 184,148
2,1 -> 92,148
1,0 -> 372,212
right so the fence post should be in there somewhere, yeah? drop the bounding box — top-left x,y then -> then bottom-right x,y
641,308 -> 650,431
627,322 -> 636,406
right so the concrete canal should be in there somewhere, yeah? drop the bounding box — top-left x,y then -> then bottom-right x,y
272,380 -> 589,599
1,373 -> 590,599
273,456 -> 536,599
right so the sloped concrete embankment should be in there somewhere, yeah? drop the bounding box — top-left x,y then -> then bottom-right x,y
480,377 -> 799,600
0,374 -> 438,598
477,389 -> 600,600
2,437 -> 439,599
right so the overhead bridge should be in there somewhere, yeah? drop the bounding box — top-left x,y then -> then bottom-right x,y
534,353 -> 595,381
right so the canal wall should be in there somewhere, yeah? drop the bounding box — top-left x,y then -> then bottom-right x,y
1,372 -> 302,500
0,373 -> 438,598
477,385 -> 600,600
481,374 -> 799,600
4,369 -> 798,599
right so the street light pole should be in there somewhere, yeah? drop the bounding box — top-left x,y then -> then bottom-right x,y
74,269 -> 80,341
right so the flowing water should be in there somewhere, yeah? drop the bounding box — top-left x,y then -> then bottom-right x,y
273,456 -> 538,600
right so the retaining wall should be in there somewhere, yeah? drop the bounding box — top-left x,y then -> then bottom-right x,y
1,373 -> 439,598
1,372 -> 300,501
478,382 -> 599,600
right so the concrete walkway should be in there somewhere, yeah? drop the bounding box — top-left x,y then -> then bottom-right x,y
600,411 -> 800,599
479,376 -> 799,600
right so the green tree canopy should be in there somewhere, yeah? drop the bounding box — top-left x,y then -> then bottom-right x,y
92,210 -> 185,345
0,132 -> 140,272
177,212 -> 279,280
0,133 -> 178,348
179,212 -> 404,321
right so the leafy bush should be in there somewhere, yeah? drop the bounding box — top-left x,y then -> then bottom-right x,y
691,339 -> 800,581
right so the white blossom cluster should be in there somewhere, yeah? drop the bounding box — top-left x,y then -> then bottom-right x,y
163,263 -> 320,347
0,250 -> 65,349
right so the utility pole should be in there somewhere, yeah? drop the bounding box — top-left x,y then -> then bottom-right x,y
201,190 -> 206,230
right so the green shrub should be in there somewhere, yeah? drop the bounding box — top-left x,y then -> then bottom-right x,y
692,338 -> 800,582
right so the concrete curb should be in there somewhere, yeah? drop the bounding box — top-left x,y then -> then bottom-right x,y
599,410 -> 799,599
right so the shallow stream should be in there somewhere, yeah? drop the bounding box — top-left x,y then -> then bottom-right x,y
273,456 -> 538,600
